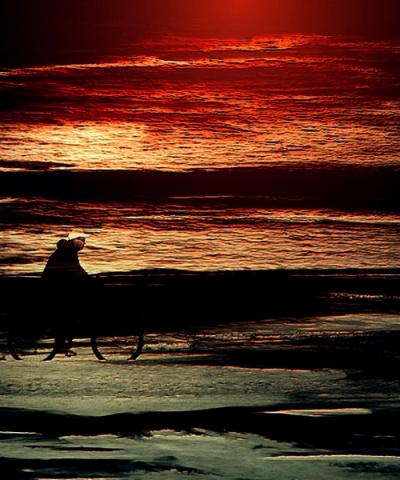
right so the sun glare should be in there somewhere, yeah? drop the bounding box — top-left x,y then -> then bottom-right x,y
215,0 -> 263,30
176,0 -> 267,35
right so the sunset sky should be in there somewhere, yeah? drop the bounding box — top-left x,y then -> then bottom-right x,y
1,0 -> 400,64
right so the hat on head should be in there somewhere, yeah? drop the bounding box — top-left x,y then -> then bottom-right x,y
68,231 -> 90,241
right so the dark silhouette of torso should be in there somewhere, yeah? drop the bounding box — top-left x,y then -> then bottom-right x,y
41,239 -> 89,284
40,238 -> 99,324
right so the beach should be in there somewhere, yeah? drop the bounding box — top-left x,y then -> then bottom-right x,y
1,268 -> 400,479
1,1 -> 400,478
1,317 -> 400,479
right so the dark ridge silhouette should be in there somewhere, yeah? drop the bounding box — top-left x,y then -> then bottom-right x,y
0,268 -> 398,338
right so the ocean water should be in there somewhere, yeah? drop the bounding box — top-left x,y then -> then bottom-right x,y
1,33 -> 400,479
1,34 -> 399,275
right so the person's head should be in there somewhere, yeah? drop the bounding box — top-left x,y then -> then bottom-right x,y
67,232 -> 90,251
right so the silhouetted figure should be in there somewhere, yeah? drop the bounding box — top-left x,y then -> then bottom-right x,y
41,232 -> 91,284
41,232 -> 95,355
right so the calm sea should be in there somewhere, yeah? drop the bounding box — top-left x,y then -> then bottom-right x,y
1,34 -> 399,275
1,33 -> 400,480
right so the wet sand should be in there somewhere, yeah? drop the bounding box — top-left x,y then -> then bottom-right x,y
1,322 -> 400,479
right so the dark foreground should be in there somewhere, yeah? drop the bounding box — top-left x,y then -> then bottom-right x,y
0,268 -> 399,479
1,267 -> 399,333
1,335 -> 400,479
1,404 -> 400,478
